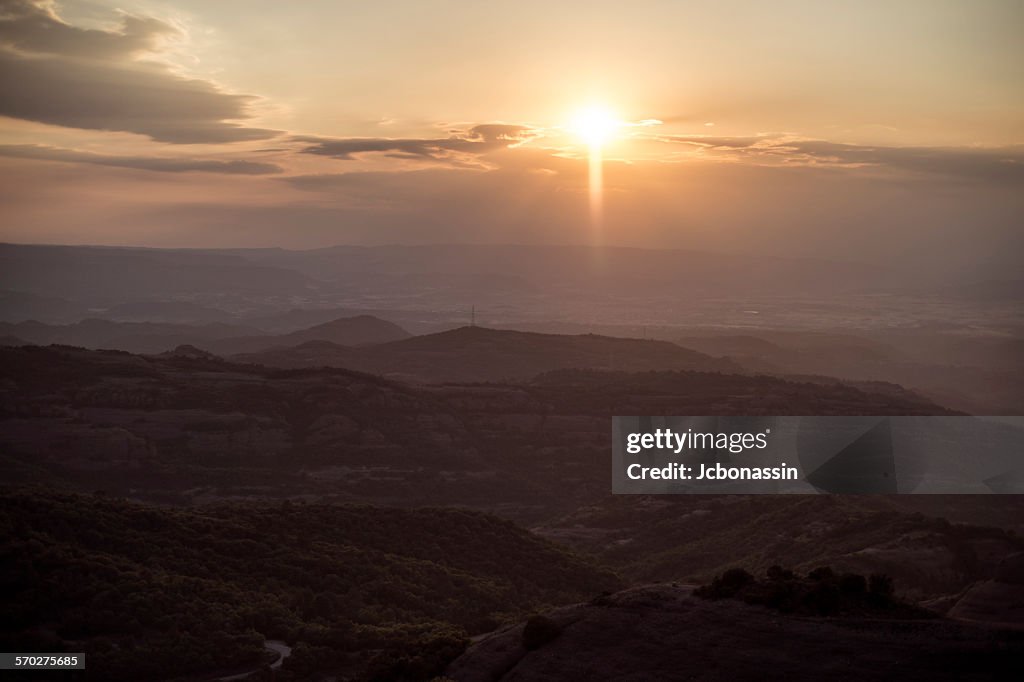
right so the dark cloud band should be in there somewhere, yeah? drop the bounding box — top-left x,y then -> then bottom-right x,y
664,134 -> 1024,183
295,124 -> 539,161
0,1 -> 276,144
0,144 -> 283,174
0,0 -> 177,59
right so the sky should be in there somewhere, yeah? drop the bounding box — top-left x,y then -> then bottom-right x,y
0,0 -> 1021,272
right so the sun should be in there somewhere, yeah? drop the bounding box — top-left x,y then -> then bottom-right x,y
569,106 -> 621,147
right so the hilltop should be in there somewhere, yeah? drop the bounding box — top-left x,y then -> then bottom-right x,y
235,325 -> 739,382
204,314 -> 411,354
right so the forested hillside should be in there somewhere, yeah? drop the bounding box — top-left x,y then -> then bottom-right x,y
0,345 -> 953,520
0,488 -> 619,681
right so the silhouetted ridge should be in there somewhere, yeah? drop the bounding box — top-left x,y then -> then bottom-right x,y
280,314 -> 411,345
0,314 -> 410,356
0,344 -> 953,519
160,344 -> 218,359
237,325 -> 739,382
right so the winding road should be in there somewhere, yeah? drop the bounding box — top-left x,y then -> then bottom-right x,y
216,640 -> 292,681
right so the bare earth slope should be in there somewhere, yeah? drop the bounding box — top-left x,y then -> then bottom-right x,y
446,584 -> 1022,681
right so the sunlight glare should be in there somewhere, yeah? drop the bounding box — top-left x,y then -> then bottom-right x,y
569,106 -> 621,147
568,106 -> 621,245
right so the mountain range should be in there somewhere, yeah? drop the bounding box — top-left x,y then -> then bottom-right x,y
0,314 -> 410,355
0,343 -> 952,520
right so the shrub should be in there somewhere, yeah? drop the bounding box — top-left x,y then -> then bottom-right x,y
868,573 -> 894,598
720,568 -> 755,592
695,567 -> 755,600
839,573 -> 867,594
762,581 -> 800,612
696,567 -> 912,619
522,615 -> 561,651
766,565 -> 795,581
803,581 -> 840,616
807,566 -> 835,581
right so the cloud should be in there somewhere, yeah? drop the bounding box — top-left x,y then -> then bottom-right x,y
465,124 -> 537,143
83,156 -> 1020,277
295,123 -> 539,163
663,134 -> 1024,182
0,1 -> 276,143
3,137 -> 1019,279
777,140 -> 1024,183
0,0 -> 177,58
662,135 -> 769,150
0,144 -> 282,174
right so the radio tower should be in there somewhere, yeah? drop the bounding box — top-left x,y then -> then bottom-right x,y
471,305 -> 476,327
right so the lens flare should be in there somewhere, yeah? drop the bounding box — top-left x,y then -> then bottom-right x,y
569,106 -> 621,244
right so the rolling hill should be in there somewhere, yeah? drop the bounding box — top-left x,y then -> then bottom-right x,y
0,487 -> 620,681
204,314 -> 411,354
0,318 -> 261,354
0,314 -> 410,356
538,495 -> 1024,601
0,345 -> 952,519
676,329 -> 1024,415
234,325 -> 740,382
